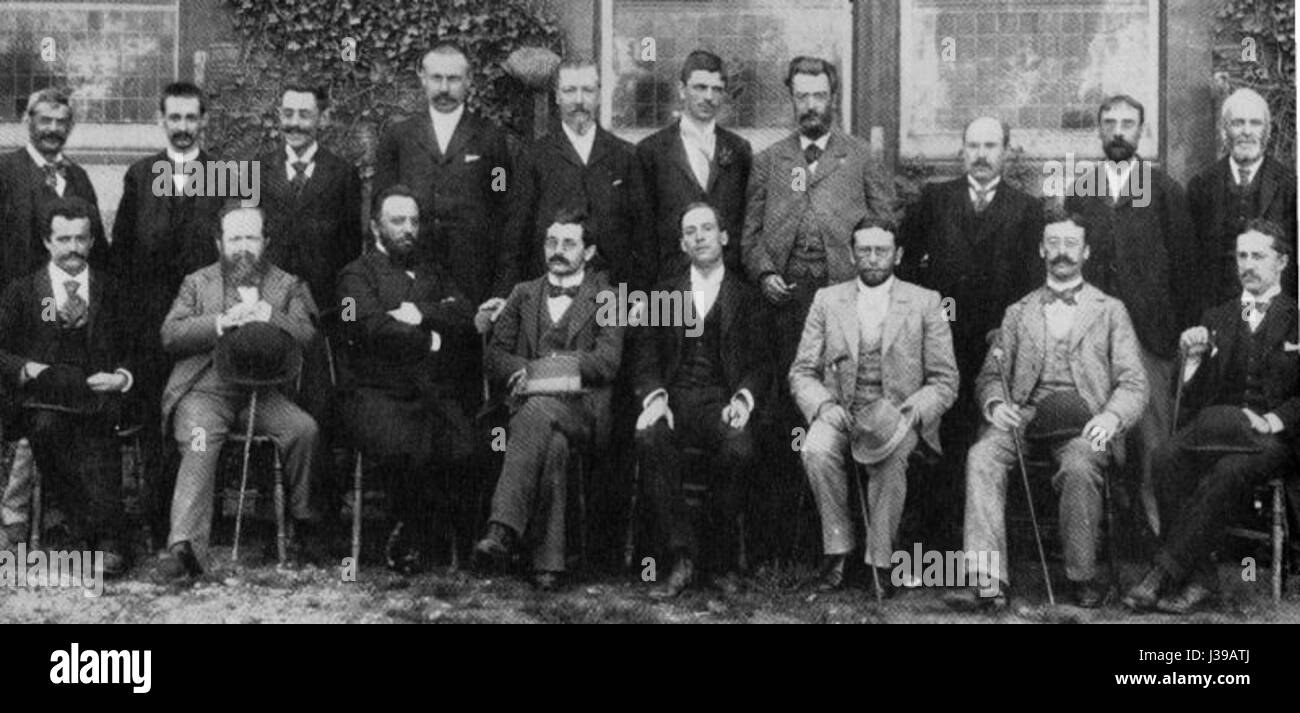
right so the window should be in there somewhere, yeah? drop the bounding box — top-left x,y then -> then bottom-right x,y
602,0 -> 853,151
899,0 -> 1159,160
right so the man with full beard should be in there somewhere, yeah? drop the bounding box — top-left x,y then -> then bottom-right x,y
335,186 -> 479,573
1065,95 -> 1195,535
156,204 -> 319,580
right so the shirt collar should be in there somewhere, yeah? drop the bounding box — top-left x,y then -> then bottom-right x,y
26,143 -> 64,168
1104,159 -> 1136,184
1229,155 -> 1263,178
286,140 -> 318,164
430,103 -> 464,126
968,175 -> 1000,193
167,147 -> 200,164
857,274 -> 894,299
1242,284 -> 1281,305
680,115 -> 716,143
799,132 -> 830,151
1046,276 -> 1085,293
49,260 -> 88,288
547,269 -> 585,289
690,263 -> 725,287
561,120 -> 596,145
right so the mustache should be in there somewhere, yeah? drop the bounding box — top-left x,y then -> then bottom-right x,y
1048,255 -> 1077,266
548,256 -> 571,266
170,131 -> 194,142
37,131 -> 66,141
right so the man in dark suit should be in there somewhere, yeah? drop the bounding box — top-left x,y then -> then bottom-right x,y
636,50 -> 752,283
0,89 -> 107,290
1188,88 -> 1297,308
335,185 -> 478,574
111,82 -> 229,545
633,202 -> 768,597
157,204 -> 319,580
0,197 -> 133,573
372,44 -> 511,305
898,116 -> 1043,544
496,57 -> 652,300
1065,95 -> 1197,534
473,208 -> 626,591
1123,220 -> 1298,614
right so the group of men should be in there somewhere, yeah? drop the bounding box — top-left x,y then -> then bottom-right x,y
0,41 -> 1293,614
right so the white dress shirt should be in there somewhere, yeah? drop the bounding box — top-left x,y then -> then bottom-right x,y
679,116 -> 717,189
33,263 -> 133,391
856,274 -> 894,344
430,104 -> 464,155
1043,276 -> 1084,340
1229,155 -> 1263,187
799,133 -> 830,173
167,147 -> 200,195
1105,160 -> 1136,202
285,140 -> 318,181
27,144 -> 66,196
374,240 -> 440,352
561,121 -> 596,165
968,175 -> 1000,209
546,269 -> 584,324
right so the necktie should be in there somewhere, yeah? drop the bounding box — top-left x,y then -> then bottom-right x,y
43,160 -> 65,192
60,279 -> 87,329
1237,164 -> 1254,187
1243,299 -> 1270,330
804,143 -> 823,168
1042,284 -> 1082,306
291,161 -> 309,193
972,186 -> 993,213
547,284 -> 579,299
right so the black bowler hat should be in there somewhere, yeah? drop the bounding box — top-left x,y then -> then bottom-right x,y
1025,391 -> 1093,444
1174,405 -> 1263,455
24,364 -> 101,415
214,321 -> 302,387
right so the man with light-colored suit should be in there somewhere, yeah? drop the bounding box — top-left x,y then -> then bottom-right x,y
789,217 -> 957,592
955,206 -> 1148,610
158,204 -> 319,580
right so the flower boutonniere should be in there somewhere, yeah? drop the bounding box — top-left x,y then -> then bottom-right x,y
716,143 -> 735,168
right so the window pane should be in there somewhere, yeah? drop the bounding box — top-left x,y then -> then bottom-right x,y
608,0 -> 852,150
900,0 -> 1158,159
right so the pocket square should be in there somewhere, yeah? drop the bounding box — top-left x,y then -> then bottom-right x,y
612,179 -> 624,186
464,154 -> 481,163
1286,341 -> 1299,353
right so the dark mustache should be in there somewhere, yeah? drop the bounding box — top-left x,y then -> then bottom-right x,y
548,256 -> 570,266
1049,255 -> 1077,266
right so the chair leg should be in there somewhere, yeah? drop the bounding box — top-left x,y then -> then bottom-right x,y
446,468 -> 460,572
577,454 -> 587,570
736,512 -> 748,573
623,459 -> 639,570
1272,481 -> 1284,605
351,451 -> 363,571
274,448 -> 287,565
30,459 -> 42,551
232,390 -> 260,563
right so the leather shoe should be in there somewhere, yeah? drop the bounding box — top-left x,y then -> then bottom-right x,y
1121,566 -> 1169,611
650,557 -> 695,599
472,522 -> 515,569
711,570 -> 742,596
944,583 -> 1010,612
95,540 -> 128,578
801,554 -> 846,592
532,571 -> 561,592
159,541 -> 202,581
384,521 -> 423,575
1071,579 -> 1105,608
0,522 -> 27,552
1155,582 -> 1214,615
867,566 -> 895,600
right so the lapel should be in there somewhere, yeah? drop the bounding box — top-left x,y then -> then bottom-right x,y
86,268 -> 106,346
521,278 -> 545,355
808,130 -> 848,189
34,268 -> 54,331
200,266 -> 225,314
297,148 -> 335,206
775,132 -> 804,182
832,282 -> 861,368
546,125 -> 585,169
1256,156 -> 1279,218
1068,284 -> 1107,352
880,281 -> 910,358
972,180 -> 1012,244
668,271 -> 692,365
1250,295 -> 1295,353
1015,288 -> 1049,395
668,123 -> 705,192
265,147 -> 293,204
410,111 -> 442,162
563,273 -> 601,345
442,112 -> 478,165
1212,303 -> 1245,386
587,127 -> 615,170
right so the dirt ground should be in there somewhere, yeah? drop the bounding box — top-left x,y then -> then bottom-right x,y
3,533 -> 1297,624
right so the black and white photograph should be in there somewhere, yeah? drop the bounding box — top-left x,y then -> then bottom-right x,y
0,0 -> 1296,666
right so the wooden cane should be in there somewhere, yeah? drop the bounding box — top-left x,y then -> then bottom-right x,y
351,451 -> 363,571
854,465 -> 884,604
992,348 -> 1055,606
231,389 -> 259,562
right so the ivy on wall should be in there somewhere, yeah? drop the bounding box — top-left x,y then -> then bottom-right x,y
205,0 -> 563,175
1213,0 -> 1296,164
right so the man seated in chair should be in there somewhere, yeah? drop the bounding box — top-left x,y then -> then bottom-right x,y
789,215 -> 958,595
158,203 -> 320,580
335,185 -> 478,574
633,201 -> 769,598
473,207 -> 625,591
954,205 -> 1148,610
0,196 -> 133,574
1124,219 -> 1298,614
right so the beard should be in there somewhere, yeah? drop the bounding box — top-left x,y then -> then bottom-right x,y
858,267 -> 891,287
381,234 -> 419,269
221,251 -> 265,286
798,108 -> 831,139
1103,137 -> 1136,161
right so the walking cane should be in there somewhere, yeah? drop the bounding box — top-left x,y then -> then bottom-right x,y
854,466 -> 884,604
231,389 -> 260,562
991,348 -> 1055,606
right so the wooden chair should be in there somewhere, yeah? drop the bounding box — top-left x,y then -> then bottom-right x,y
1225,478 -> 1292,603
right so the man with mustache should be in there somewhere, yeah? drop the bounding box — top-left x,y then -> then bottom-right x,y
111,82 -> 230,547
789,216 -> 957,593
474,208 -> 626,591
0,197 -> 133,574
953,205 -> 1148,610
373,44 -> 511,305
743,56 -> 894,560
335,185 -> 479,573
898,117 -> 1043,544
1123,220 -> 1297,614
0,88 -> 109,551
636,50 -> 753,282
1188,88 -> 1297,308
157,203 -> 319,580
1064,95 -> 1196,536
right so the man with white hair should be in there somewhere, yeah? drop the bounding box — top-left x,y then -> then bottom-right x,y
1188,88 -> 1296,308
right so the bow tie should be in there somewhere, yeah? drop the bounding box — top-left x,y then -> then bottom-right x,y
804,143 -> 823,166
1243,299 -> 1271,315
1042,285 -> 1083,305
547,284 -> 579,299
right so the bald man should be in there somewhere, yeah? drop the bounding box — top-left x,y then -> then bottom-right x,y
1188,88 -> 1297,309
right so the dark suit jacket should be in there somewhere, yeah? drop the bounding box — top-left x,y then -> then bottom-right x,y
632,267 -> 768,405
899,176 -> 1043,388
335,249 -> 476,396
0,266 -> 131,431
372,110 -> 511,303
256,144 -> 363,309
485,271 -> 626,446
1187,155 -> 1298,308
636,122 -> 752,282
500,123 -> 653,293
1179,296 -> 1300,440
0,148 -> 107,290
1066,161 -> 1196,359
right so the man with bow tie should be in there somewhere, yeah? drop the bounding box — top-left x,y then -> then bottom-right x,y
954,205 -> 1148,609
473,208 -> 626,590
335,185 -> 479,573
0,197 -> 133,572
1123,219 -> 1298,614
